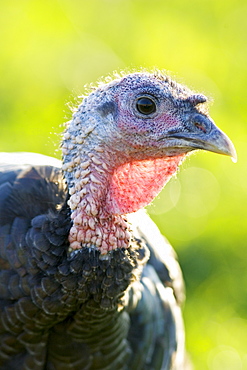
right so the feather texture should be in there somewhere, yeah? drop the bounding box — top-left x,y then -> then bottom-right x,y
0,157 -> 185,369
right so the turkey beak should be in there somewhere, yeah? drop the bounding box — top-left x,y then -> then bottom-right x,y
196,125 -> 237,162
168,114 -> 237,162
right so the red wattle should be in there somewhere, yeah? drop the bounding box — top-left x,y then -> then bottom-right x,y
106,155 -> 185,215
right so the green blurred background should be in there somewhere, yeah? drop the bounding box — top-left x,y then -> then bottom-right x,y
0,0 -> 246,368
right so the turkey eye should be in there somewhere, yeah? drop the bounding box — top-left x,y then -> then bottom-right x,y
136,97 -> 156,115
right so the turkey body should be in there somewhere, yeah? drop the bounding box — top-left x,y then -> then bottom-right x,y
0,154 -> 184,369
0,71 -> 235,369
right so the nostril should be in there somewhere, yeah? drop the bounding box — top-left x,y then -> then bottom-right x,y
192,114 -> 210,134
194,121 -> 207,133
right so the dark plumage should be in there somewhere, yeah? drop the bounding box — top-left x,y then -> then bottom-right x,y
0,72 -> 235,369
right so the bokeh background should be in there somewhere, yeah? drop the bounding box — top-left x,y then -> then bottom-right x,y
0,0 -> 246,369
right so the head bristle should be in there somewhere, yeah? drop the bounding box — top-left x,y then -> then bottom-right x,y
185,94 -> 208,106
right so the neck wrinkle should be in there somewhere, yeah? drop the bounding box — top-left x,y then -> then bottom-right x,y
65,147 -> 131,254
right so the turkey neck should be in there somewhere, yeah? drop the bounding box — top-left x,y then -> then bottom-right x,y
62,102 -> 133,254
63,144 -> 131,254
62,134 -> 184,254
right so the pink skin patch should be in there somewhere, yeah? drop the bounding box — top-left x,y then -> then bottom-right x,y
106,155 -> 185,215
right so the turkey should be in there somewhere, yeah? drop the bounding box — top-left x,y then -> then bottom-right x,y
0,71 -> 236,370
